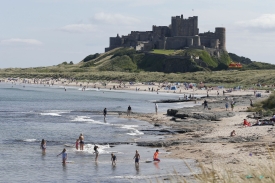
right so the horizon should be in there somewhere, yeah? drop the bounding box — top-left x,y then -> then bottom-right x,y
0,0 -> 275,68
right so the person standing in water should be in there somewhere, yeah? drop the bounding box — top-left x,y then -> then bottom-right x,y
153,149 -> 160,162
127,105 -> 132,116
155,103 -> 158,115
133,150 -> 140,165
94,144 -> 99,161
57,148 -> 67,164
79,133 -> 84,150
103,108 -> 107,119
40,139 -> 46,153
111,153 -> 116,166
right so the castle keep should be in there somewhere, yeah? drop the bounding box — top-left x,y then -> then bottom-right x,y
105,15 -> 226,52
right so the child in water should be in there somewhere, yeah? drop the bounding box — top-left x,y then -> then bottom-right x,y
57,148 -> 67,164
75,139 -> 79,150
153,149 -> 160,162
111,153 -> 116,166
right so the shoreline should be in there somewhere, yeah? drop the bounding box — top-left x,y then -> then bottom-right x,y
1,77 -> 273,179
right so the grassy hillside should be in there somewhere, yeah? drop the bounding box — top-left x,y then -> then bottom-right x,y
1,47 -> 275,85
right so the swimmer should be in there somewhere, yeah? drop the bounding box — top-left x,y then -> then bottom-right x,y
153,149 -> 160,162
111,153 -> 116,166
57,148 -> 67,164
133,150 -> 140,165
40,139 -> 46,153
94,144 -> 99,161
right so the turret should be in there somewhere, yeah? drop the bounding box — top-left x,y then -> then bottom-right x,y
215,27 -> 226,50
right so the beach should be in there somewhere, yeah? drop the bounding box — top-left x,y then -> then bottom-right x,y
1,77 -> 273,181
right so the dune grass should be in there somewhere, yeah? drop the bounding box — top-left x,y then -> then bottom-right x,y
1,68 -> 275,88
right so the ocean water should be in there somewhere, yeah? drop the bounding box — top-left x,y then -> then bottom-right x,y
0,83 -> 198,182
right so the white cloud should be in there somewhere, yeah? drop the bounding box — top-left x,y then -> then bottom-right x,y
236,14 -> 275,31
59,24 -> 97,33
0,38 -> 43,45
93,12 -> 140,25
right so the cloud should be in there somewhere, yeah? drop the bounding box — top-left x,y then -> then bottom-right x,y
59,24 -> 97,33
93,12 -> 140,25
236,14 -> 275,31
0,38 -> 43,45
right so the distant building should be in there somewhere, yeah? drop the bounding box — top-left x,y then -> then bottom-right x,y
105,15 -> 226,52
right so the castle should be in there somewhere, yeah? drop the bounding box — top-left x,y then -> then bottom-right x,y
105,15 -> 226,52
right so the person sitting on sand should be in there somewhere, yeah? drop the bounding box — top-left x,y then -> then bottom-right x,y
252,119 -> 262,126
230,130 -> 236,136
153,149 -> 160,162
243,119 -> 251,127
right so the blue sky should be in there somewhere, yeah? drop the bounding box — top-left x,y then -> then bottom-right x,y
0,0 -> 275,68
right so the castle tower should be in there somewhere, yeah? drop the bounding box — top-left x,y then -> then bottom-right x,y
215,27 -> 226,50
193,35 -> 201,46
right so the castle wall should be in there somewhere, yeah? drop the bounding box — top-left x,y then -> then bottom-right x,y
165,37 -> 188,49
153,26 -> 170,37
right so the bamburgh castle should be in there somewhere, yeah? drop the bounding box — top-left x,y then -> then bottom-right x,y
105,15 -> 226,52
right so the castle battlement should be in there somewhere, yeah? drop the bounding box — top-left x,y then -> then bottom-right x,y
105,15 -> 226,52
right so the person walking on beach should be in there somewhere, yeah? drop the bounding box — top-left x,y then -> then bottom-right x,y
79,133 -> 84,150
155,103 -> 158,115
94,144 -> 99,161
231,100 -> 235,111
225,102 -> 229,111
103,108 -> 107,119
133,150 -> 140,165
57,148 -> 67,164
40,139 -> 46,153
127,105 -> 132,116
111,153 -> 116,166
153,149 -> 160,162
203,100 -> 208,110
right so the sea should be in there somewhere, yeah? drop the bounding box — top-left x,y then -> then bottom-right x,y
0,82 -> 199,183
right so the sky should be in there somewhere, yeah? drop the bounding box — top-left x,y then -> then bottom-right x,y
0,0 -> 275,68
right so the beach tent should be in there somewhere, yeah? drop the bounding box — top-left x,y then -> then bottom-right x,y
170,86 -> 177,90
